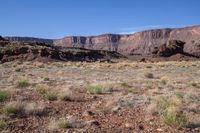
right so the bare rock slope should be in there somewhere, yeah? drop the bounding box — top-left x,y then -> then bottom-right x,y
54,26 -> 200,58
4,25 -> 200,59
0,39 -> 124,63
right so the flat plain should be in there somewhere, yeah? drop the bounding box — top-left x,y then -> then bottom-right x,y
0,61 -> 200,132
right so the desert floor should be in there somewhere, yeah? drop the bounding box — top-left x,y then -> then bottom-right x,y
0,61 -> 200,133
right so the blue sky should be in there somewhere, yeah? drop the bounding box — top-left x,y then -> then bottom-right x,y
0,0 -> 200,39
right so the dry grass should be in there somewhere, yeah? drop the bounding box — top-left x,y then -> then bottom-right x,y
3,101 -> 25,116
144,72 -> 154,79
1,61 -> 200,131
16,80 -> 29,88
24,102 -> 46,116
163,107 -> 187,128
3,101 -> 46,117
0,90 -> 10,102
87,85 -> 103,94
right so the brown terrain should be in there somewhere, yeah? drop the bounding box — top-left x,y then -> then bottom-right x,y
0,25 -> 200,133
5,25 -> 200,60
0,61 -> 200,133
0,37 -> 123,63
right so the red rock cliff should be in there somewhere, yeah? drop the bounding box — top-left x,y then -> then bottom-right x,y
54,26 -> 200,57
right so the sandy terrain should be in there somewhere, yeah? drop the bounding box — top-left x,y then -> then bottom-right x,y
0,61 -> 200,133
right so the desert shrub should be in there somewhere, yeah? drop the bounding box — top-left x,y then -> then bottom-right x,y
24,102 -> 46,116
87,86 -> 102,94
57,119 -> 70,129
152,96 -> 188,128
128,88 -> 133,93
188,82 -> 198,88
16,80 -> 29,88
44,77 -> 50,81
45,91 -> 57,101
120,82 -> 130,88
0,120 -> 7,130
144,72 -> 154,79
15,68 -> 21,72
175,92 -> 184,99
35,85 -> 48,95
145,81 -> 153,89
146,65 -> 152,68
160,79 -> 167,85
156,96 -> 171,112
3,102 -> 25,116
36,63 -> 45,68
0,90 -> 10,102
163,108 -> 187,128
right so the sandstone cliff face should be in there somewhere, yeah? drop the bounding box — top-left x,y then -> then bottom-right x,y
4,25 -> 200,58
5,37 -> 54,45
54,26 -> 200,57
54,34 -> 120,51
0,40 -> 123,63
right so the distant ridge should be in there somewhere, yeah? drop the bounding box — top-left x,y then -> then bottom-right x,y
3,25 -> 200,59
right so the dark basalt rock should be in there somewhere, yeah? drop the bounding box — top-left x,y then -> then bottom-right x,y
155,40 -> 185,57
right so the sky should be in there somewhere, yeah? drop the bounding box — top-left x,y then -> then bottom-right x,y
0,0 -> 200,39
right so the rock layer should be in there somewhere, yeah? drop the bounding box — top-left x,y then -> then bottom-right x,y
53,26 -> 200,58
0,40 -> 124,63
4,25 -> 200,58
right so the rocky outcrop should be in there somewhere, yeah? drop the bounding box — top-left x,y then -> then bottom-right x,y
0,40 -> 124,63
4,37 -> 54,45
4,25 -> 200,59
54,26 -> 200,58
151,40 -> 185,57
0,36 -> 5,41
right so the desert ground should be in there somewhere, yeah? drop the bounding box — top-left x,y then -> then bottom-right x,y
0,60 -> 200,133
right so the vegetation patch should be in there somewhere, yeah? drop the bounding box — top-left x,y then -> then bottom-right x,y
3,102 -> 25,116
120,82 -> 131,88
57,119 -> 71,129
0,90 -> 10,102
156,96 -> 171,112
175,92 -> 184,99
160,79 -> 167,85
163,107 -> 187,128
45,91 -> 58,101
16,80 -> 29,88
144,72 -> 154,79
87,85 -> 102,94
0,120 -> 7,130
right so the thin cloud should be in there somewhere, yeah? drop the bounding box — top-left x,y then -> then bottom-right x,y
119,31 -> 136,35
119,24 -> 189,34
120,25 -> 164,31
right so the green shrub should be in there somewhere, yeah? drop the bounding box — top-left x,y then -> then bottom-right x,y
160,79 -> 167,85
128,88 -> 133,93
44,77 -> 50,81
3,102 -> 25,116
0,120 -> 7,130
45,91 -> 57,101
0,90 -> 10,102
15,68 -> 21,72
87,86 -> 102,94
188,82 -> 198,88
163,108 -> 187,128
175,92 -> 184,99
145,81 -> 153,89
57,119 -> 70,129
146,65 -> 152,68
144,72 -> 154,79
35,85 -> 47,95
156,97 -> 171,112
16,80 -> 29,88
120,82 -> 130,88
